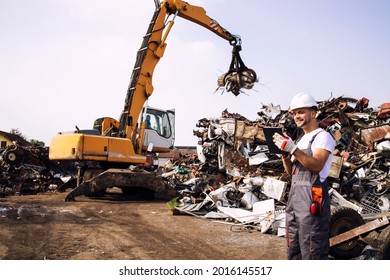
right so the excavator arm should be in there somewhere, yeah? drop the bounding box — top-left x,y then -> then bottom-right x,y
164,0 -> 239,43
119,0 -> 257,151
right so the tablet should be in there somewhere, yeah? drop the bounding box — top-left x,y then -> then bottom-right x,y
262,127 -> 289,155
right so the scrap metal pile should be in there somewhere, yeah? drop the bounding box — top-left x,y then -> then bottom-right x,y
0,144 -> 75,196
163,95 -> 390,257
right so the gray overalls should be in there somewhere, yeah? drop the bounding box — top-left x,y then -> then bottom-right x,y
286,131 -> 331,260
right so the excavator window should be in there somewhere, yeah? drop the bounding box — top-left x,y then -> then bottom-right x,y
145,109 -> 172,138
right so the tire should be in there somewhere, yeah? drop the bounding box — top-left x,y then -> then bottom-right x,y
329,207 -> 365,259
377,225 -> 390,260
4,151 -> 20,164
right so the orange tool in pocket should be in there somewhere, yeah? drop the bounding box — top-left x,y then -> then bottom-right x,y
310,186 -> 323,216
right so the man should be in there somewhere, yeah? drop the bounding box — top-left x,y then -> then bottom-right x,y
145,115 -> 152,129
273,92 -> 335,260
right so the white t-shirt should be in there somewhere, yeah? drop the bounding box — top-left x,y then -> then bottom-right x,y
296,128 -> 336,182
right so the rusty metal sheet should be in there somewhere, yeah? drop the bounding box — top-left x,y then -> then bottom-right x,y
378,103 -> 390,119
328,156 -> 343,179
233,122 -> 266,143
360,124 -> 390,150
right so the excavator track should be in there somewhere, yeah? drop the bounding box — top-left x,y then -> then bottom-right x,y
64,168 -> 167,201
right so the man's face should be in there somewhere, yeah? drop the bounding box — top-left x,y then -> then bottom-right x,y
290,108 -> 315,128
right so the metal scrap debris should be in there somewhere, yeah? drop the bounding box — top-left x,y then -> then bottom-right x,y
0,144 -> 75,196
163,95 -> 390,259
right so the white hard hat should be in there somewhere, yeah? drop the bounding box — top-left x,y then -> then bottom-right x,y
289,92 -> 318,111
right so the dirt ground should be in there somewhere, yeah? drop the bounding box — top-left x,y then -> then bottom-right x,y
0,188 -> 286,260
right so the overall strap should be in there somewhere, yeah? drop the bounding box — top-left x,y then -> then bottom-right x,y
291,129 -> 325,185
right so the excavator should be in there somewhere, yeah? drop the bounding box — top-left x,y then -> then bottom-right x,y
48,0 -> 257,201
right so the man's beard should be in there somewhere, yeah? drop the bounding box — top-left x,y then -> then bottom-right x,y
295,116 -> 311,128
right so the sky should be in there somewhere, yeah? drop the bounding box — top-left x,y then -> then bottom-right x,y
0,0 -> 389,146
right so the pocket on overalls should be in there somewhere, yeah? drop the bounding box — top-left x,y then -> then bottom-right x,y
310,186 -> 323,216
